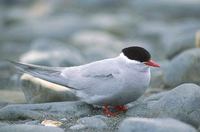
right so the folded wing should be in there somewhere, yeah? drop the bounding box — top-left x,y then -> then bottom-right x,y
60,58 -> 122,95
10,58 -> 122,95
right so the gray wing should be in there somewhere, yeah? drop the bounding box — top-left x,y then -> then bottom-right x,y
60,58 -> 123,94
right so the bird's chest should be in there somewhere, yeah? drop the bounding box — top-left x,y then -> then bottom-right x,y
111,69 -> 150,105
123,68 -> 150,88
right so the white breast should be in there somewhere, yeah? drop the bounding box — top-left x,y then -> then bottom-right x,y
106,66 -> 150,105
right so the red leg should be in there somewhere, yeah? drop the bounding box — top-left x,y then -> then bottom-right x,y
114,105 -> 128,112
103,105 -> 118,117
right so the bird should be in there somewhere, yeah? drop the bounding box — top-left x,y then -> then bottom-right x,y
10,46 -> 160,116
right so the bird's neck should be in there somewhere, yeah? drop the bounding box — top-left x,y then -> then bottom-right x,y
118,53 -> 150,72
118,53 -> 140,64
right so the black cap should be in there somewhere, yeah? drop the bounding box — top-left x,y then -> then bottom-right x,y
122,46 -> 151,62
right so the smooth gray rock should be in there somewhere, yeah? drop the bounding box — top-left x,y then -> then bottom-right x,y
20,39 -> 85,66
0,61 -> 20,90
71,30 -> 122,62
0,122 -> 9,127
163,21 -> 200,59
0,103 -> 8,109
0,89 -> 26,104
89,13 -> 133,37
131,0 -> 200,18
0,101 -> 92,120
165,35 -> 194,59
70,115 -> 108,130
164,48 -> 200,88
25,120 -> 41,125
69,124 -> 86,130
20,74 -> 78,103
1,15 -> 89,42
66,0 -> 122,8
119,118 -> 197,132
134,19 -> 200,60
0,124 -> 64,132
135,21 -> 170,60
150,69 -> 164,89
127,83 -> 200,127
150,60 -> 169,89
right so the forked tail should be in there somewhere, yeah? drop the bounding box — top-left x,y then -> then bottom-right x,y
9,60 -> 69,87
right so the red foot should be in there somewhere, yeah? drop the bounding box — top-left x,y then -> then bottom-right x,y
103,105 -> 118,117
114,105 -> 128,112
102,105 -> 128,117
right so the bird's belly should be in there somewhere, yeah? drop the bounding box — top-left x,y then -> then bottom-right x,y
108,85 -> 147,105
87,85 -> 148,106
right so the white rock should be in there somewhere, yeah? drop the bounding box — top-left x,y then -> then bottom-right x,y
20,74 -> 78,103
41,119 -> 62,127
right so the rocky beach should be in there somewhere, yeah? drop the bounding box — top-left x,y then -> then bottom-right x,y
0,0 -> 200,132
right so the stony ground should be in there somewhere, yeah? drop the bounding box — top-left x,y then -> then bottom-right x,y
0,0 -> 200,132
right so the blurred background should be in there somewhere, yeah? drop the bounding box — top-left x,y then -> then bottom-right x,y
0,0 -> 200,104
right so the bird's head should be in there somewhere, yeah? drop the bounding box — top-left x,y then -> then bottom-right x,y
121,46 -> 160,68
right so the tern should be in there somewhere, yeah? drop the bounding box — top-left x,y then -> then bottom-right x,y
10,46 -> 160,116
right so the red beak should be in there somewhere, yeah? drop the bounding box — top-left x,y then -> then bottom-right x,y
144,60 -> 160,67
